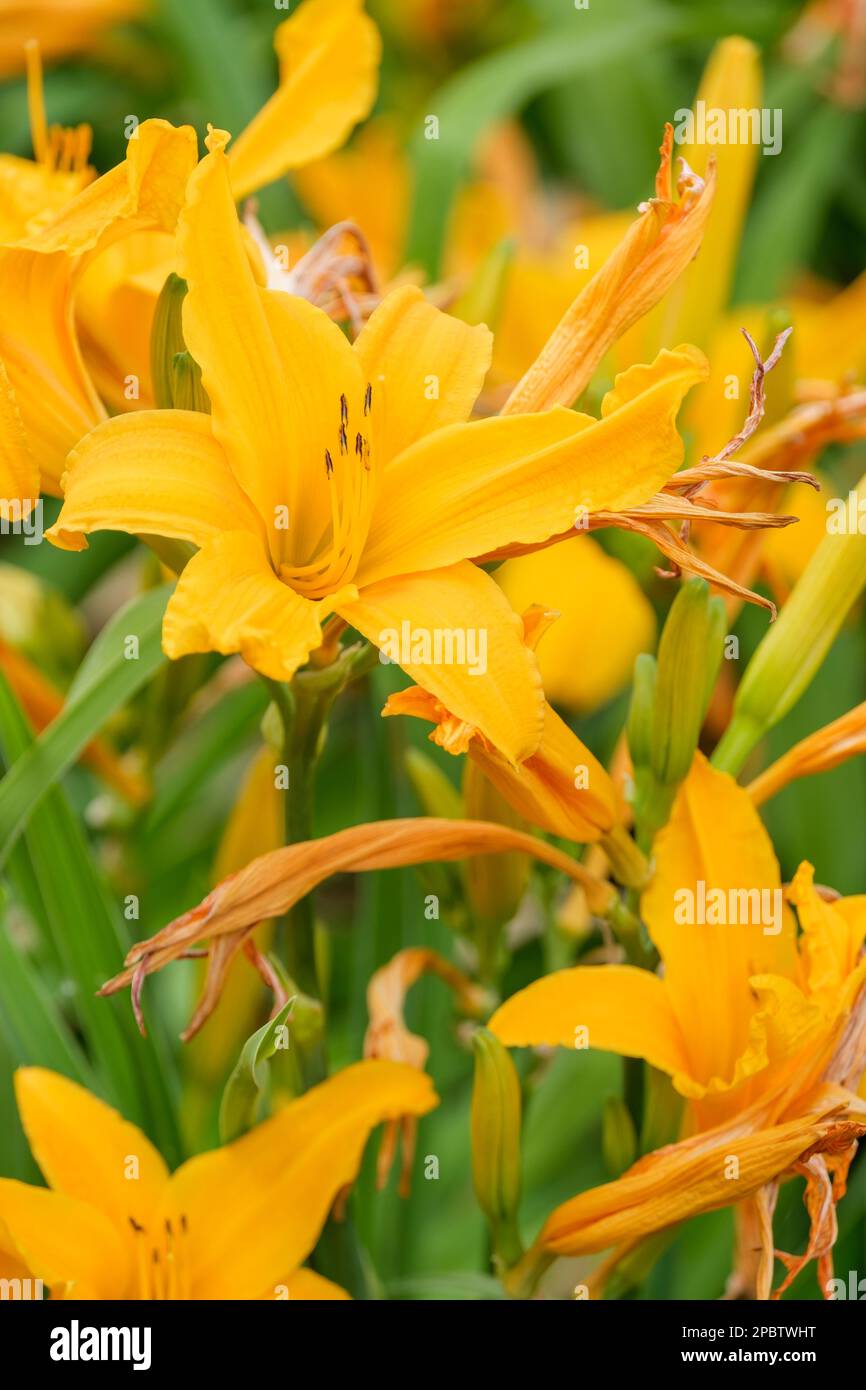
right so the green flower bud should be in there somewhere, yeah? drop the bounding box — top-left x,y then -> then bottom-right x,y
714,476 -> 866,776
651,579 -> 725,786
471,1028 -> 523,1270
150,273 -> 210,413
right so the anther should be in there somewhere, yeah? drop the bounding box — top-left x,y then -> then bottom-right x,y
364,382 -> 372,415
339,423 -> 348,455
325,449 -> 334,478
340,394 -> 348,428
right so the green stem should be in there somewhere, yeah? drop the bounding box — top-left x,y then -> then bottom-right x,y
711,713 -> 764,778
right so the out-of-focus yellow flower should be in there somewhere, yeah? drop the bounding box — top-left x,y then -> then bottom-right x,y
491,754 -> 866,1295
0,0 -> 384,496
49,130 -> 708,766
0,0 -> 143,78
495,537 -> 655,713
0,1064 -> 436,1298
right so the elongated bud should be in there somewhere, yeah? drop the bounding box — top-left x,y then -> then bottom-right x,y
170,350 -> 210,414
602,1096 -> 637,1177
471,1028 -> 523,1270
151,273 -> 188,409
626,652 -> 657,772
714,476 -> 866,776
151,273 -> 210,413
652,579 -> 725,786
463,761 -> 530,977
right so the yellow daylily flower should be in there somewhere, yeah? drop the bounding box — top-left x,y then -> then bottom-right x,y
48,129 -> 706,765
0,117 -> 197,499
228,0 -> 381,201
490,753 -> 866,1293
0,0 -> 143,78
0,0 -> 382,490
0,1064 -> 436,1299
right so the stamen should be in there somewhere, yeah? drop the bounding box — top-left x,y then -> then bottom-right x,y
340,393 -> 348,428
339,422 -> 348,455
364,382 -> 372,415
24,41 -> 48,165
355,432 -> 363,458
324,449 -> 334,478
129,1218 -> 151,1301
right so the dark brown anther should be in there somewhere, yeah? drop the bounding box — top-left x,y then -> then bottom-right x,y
340,393 -> 348,427
364,382 -> 372,415
129,1217 -> 144,1234
325,449 -> 334,477
339,422 -> 348,454
355,432 -> 363,458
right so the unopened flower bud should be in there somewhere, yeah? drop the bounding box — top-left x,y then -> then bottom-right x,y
471,1028 -> 523,1270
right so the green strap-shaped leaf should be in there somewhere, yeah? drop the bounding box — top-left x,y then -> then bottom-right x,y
0,674 -> 182,1164
0,891 -> 93,1087
0,584 -> 172,868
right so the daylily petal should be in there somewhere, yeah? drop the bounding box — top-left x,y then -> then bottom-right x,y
166,1060 -> 436,1298
14,1068 -> 168,1239
339,560 -> 543,764
0,1180 -> 129,1300
788,862 -> 865,1002
535,1113 -> 858,1259
162,530 -> 339,682
0,355 -> 38,509
47,410 -> 263,552
384,680 -> 620,842
1,119 -> 197,492
0,247 -> 103,493
495,536 -> 656,712
19,118 -> 197,257
489,964 -> 691,1078
354,284 -> 492,463
356,346 -> 707,587
180,133 -> 365,558
641,753 -> 797,1090
228,0 -> 382,200
101,819 -> 616,1028
502,129 -> 714,414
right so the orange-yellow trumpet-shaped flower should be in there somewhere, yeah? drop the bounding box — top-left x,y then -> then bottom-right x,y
491,753 -> 866,1295
48,128 -> 708,765
0,1064 -> 436,1299
99,818 -> 617,1039
0,0 -> 383,494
